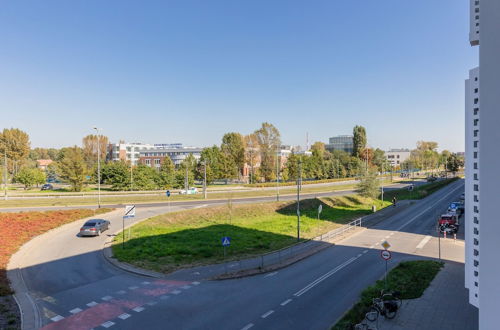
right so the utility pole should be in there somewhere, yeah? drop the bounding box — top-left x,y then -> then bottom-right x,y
93,127 -> 101,208
297,159 -> 302,242
185,163 -> 189,193
276,146 -> 280,201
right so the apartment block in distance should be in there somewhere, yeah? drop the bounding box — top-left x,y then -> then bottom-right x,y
385,148 -> 410,167
465,1 -> 500,329
325,135 -> 353,154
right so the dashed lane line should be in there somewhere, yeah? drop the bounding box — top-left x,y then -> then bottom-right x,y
241,323 -> 254,330
101,321 -> 115,328
69,308 -> 82,314
50,315 -> 64,322
101,296 -> 113,301
132,306 -> 145,313
86,301 -> 98,307
264,271 -> 278,278
118,313 -> 131,320
416,235 -> 432,249
280,299 -> 292,306
261,310 -> 274,318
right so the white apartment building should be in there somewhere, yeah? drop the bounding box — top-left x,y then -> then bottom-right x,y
107,142 -> 156,165
385,149 -> 410,167
465,1 -> 500,329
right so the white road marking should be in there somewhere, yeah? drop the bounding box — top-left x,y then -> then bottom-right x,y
280,299 -> 292,306
86,301 -> 98,307
101,321 -> 115,328
416,235 -> 432,249
363,250 -> 369,254
261,310 -> 274,318
357,253 -> 362,258
101,296 -> 113,301
172,290 -> 181,295
228,263 -> 238,268
128,286 -> 139,290
241,324 -> 254,330
116,290 -> 126,295
141,281 -> 151,285
118,313 -> 131,320
192,281 -> 201,285
369,245 -> 375,249
50,315 -> 64,322
294,257 -> 357,297
264,271 -> 278,278
70,308 -> 82,314
147,301 -> 157,306
132,306 -> 145,312
395,183 -> 463,231
181,285 -> 192,289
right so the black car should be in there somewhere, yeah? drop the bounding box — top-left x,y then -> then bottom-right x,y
41,183 -> 53,190
79,219 -> 110,237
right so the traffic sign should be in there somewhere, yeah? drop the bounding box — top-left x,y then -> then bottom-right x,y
381,240 -> 391,250
166,190 -> 171,197
318,204 -> 323,214
381,250 -> 392,261
124,205 -> 136,218
221,236 -> 231,247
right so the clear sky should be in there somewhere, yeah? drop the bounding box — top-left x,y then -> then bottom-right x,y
0,0 -> 477,152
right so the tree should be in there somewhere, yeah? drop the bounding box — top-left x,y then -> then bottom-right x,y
156,157 -> 175,189
446,154 -> 464,174
352,125 -> 367,158
356,170 -> 380,199
133,164 -> 158,190
244,134 -> 259,183
101,161 -> 130,191
254,122 -> 281,182
372,148 -> 387,172
15,168 -> 46,189
0,128 -> 31,175
57,146 -> 88,191
197,146 -> 223,184
221,132 -> 245,178
410,141 -> 439,170
82,134 -> 109,168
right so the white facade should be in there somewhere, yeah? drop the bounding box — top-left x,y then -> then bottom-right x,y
385,149 -> 410,167
107,142 -> 156,165
465,1 -> 500,329
464,67 -> 480,308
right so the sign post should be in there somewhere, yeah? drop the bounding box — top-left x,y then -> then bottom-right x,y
381,241 -> 391,290
222,237 -> 231,274
166,190 -> 171,212
318,204 -> 322,221
123,205 -> 136,248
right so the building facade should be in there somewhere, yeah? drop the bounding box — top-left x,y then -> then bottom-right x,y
139,147 -> 202,168
107,142 -> 156,165
325,135 -> 354,154
385,149 -> 411,167
465,1 -> 500,328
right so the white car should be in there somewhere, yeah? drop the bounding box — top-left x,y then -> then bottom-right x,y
179,187 -> 198,195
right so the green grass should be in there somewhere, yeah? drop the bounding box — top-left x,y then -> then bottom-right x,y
332,260 -> 444,330
112,196 -> 391,273
382,177 -> 459,202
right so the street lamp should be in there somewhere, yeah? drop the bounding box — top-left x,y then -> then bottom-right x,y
201,160 -> 207,199
276,146 -> 280,201
297,159 -> 302,242
93,127 -> 101,208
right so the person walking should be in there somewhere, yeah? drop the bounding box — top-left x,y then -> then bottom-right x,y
392,196 -> 397,207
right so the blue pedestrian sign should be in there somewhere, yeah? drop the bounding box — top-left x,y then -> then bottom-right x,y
221,236 -> 231,247
166,190 -> 171,197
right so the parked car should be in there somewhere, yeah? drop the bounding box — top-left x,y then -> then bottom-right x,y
179,187 -> 198,195
449,201 -> 465,215
41,183 -> 53,191
438,214 -> 459,233
79,219 -> 110,237
460,193 -> 465,201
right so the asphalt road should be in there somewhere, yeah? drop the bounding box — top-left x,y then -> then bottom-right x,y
8,179 -> 464,330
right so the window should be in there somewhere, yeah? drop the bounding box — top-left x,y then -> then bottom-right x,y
474,141 -> 478,148
474,195 -> 479,202
145,159 -> 151,165
474,206 -> 479,213
474,271 -> 478,277
474,238 -> 479,246
474,152 -> 478,159
475,282 -> 478,287
474,119 -> 479,126
474,108 -> 479,115
475,8 -> 479,13
474,216 -> 479,224
475,77 -> 478,81
474,88 -> 478,93
474,173 -> 478,180
474,260 -> 479,267
474,228 -> 479,235
474,130 -> 478,137
474,162 -> 478,169
155,159 -> 161,165
474,98 -> 479,104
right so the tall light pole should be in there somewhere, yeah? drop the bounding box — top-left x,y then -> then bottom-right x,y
130,161 -> 133,191
297,159 -> 302,242
202,160 -> 207,199
276,146 -> 280,201
93,127 -> 101,208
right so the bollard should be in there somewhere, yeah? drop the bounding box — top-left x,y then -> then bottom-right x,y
454,233 -> 457,241
444,231 -> 447,239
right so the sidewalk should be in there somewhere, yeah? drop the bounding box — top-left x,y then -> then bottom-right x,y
378,262 -> 478,330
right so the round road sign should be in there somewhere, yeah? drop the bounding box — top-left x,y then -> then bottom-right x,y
381,250 -> 392,261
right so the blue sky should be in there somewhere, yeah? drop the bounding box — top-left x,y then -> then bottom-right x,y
0,1 -> 477,152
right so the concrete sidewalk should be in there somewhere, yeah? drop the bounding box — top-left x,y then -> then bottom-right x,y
378,262 -> 478,330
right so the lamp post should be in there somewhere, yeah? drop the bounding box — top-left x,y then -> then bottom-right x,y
93,127 -> 101,208
202,161 -> 207,199
297,159 -> 302,242
276,146 -> 280,201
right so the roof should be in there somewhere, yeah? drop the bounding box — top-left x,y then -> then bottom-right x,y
37,159 -> 53,166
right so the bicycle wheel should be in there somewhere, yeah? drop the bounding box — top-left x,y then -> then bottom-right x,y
384,307 -> 397,319
394,297 -> 402,308
365,307 -> 379,322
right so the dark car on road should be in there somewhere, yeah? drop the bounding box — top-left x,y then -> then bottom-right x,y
79,219 -> 110,237
41,183 -> 53,190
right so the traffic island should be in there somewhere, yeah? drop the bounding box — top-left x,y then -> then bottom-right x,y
332,260 -> 444,330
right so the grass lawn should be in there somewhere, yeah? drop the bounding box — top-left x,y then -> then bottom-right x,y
112,195 -> 391,273
332,260 -> 444,330
382,177 -> 459,202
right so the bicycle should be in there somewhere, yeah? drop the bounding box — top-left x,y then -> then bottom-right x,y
354,313 -> 378,330
365,291 -> 401,322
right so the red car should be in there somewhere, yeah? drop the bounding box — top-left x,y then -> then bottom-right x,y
438,214 -> 459,233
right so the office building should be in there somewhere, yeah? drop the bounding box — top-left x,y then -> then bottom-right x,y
139,147 -> 202,168
325,135 -> 354,154
385,149 -> 411,167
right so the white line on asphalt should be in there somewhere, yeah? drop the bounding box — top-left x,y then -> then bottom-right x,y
363,250 -> 368,254
181,285 -> 192,289
416,235 -> 432,249
264,271 -> 278,278
229,263 -> 238,268
357,253 -> 362,258
118,313 -> 131,320
192,281 -> 201,285
141,281 -> 151,285
86,301 -> 98,307
50,315 -> 64,322
280,299 -> 292,306
128,286 -> 139,290
261,310 -> 274,318
132,306 -> 145,312
101,296 -> 113,301
395,183 -> 463,232
101,321 -> 115,328
116,290 -> 126,295
69,308 -> 82,314
172,290 -> 181,295
293,257 -> 357,297
147,301 -> 157,306
241,323 -> 254,330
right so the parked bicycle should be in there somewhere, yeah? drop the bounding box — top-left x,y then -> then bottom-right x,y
365,291 -> 402,322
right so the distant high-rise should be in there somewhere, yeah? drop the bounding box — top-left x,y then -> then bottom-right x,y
325,135 -> 354,154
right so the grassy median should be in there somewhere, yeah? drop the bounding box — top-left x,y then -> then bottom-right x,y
112,196 -> 390,273
383,177 -> 459,202
332,260 -> 444,330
